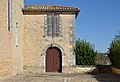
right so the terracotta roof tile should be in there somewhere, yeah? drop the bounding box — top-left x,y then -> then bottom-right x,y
24,5 -> 79,12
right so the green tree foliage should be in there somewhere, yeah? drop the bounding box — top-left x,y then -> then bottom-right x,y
75,39 -> 97,65
108,36 -> 120,66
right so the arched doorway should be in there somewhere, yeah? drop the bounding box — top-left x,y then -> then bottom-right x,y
46,47 -> 62,72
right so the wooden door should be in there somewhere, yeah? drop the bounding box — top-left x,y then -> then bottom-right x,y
46,47 -> 62,72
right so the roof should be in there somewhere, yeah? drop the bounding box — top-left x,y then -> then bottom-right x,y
23,5 -> 80,16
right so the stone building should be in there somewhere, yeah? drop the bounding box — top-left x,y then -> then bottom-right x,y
0,0 -> 79,79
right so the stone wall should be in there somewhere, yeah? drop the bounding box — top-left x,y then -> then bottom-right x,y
0,0 -> 24,79
63,66 -> 98,74
23,14 -> 76,73
0,0 -> 80,79
11,0 -> 24,75
0,0 -> 13,79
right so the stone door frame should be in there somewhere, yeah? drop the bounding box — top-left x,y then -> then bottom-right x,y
42,44 -> 65,73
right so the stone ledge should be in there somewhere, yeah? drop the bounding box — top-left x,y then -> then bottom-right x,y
112,67 -> 120,75
63,65 -> 98,74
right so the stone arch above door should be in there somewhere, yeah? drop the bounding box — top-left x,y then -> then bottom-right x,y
42,44 -> 64,56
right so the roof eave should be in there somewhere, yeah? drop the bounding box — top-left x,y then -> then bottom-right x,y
23,10 -> 80,17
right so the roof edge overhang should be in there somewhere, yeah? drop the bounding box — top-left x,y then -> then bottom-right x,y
23,5 -> 80,17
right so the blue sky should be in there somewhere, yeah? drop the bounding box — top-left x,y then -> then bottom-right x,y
25,0 -> 120,53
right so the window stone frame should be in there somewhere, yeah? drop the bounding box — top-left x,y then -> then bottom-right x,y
44,13 -> 62,42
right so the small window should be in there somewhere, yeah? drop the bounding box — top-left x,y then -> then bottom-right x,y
15,22 -> 19,47
8,0 -> 12,31
45,13 -> 61,37
8,0 -> 11,31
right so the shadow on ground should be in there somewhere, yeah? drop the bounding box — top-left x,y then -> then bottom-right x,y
89,73 -> 120,82
1,65 -> 120,82
1,73 -> 120,82
86,65 -> 120,82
